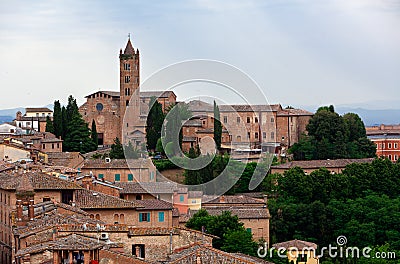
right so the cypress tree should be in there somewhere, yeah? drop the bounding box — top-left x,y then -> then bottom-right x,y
213,101 -> 222,150
45,115 -> 54,134
61,106 -> 67,140
146,96 -> 164,151
91,119 -> 98,147
53,100 -> 63,138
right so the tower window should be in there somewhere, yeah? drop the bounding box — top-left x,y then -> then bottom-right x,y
126,100 -> 129,106
125,76 -> 131,83
124,63 -> 131,70
255,117 -> 258,123
247,117 -> 251,123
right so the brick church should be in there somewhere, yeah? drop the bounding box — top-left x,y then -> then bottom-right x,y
79,38 -> 176,146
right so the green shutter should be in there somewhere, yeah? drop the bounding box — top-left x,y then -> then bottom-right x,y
180,195 -> 184,202
115,174 -> 120,181
147,213 -> 150,222
128,174 -> 133,181
98,174 -> 104,179
246,228 -> 252,233
139,213 -> 143,222
158,212 -> 165,222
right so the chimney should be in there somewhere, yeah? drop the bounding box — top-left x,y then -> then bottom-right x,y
263,194 -> 268,205
16,200 -> 23,221
28,199 -> 34,220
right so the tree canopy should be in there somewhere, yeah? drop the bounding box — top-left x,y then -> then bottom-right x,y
146,96 -> 164,151
290,105 -> 376,160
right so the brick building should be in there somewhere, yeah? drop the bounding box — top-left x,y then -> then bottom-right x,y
367,124 -> 400,162
184,100 -> 313,155
80,158 -> 157,183
79,38 -> 176,147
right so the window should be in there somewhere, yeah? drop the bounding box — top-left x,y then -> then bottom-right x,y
263,132 -> 266,139
128,174 -> 134,181
98,174 -> 104,179
114,214 -> 119,224
126,100 -> 129,106
115,174 -> 121,181
158,212 -> 165,222
395,155 -> 398,161
139,212 -> 150,222
43,197 -> 51,202
95,214 -> 100,220
179,195 -> 184,202
150,171 -> 155,180
237,117 -> 240,123
389,155 -> 392,161
125,76 -> 131,83
389,143 -> 392,149
42,144 -> 46,149
255,117 -> 258,123
223,116 -> 227,123
36,113 -> 39,117
298,254 -> 308,262
246,228 -> 252,233
52,143 -> 54,149
237,135 -> 241,142
255,132 -> 259,139
191,200 -> 197,204
120,214 -> 125,224
395,143 -> 398,149
247,117 -> 251,123
96,103 -> 103,112
247,132 -> 250,139
132,244 -> 145,259
271,117 -> 274,123
271,132 -> 275,140
124,63 -> 130,70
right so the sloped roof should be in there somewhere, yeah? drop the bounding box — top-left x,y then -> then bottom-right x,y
84,91 -> 120,98
25,107 -> 52,113
83,158 -> 154,169
74,189 -> 140,209
115,182 -> 179,194
272,239 -> 318,250
135,199 -> 173,210
140,91 -> 176,98
202,195 -> 265,204
15,234 -> 104,257
0,171 -> 82,190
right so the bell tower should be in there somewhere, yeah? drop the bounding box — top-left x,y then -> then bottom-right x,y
120,36 -> 140,142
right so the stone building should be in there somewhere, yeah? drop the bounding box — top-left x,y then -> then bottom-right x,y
79,38 -> 176,147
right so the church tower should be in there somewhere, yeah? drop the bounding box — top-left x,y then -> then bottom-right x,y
119,36 -> 140,142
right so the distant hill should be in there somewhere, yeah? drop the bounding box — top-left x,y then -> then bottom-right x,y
335,107 -> 400,127
0,115 -> 14,124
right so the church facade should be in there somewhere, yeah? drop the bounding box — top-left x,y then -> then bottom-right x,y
79,38 -> 176,146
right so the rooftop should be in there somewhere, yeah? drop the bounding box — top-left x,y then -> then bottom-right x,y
74,188 -> 140,209
25,107 -> 53,113
272,239 -> 318,250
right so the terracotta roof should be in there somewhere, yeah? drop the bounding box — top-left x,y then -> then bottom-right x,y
277,108 -> 313,116
25,107 -> 52,113
15,234 -> 104,257
135,199 -> 173,210
41,137 -> 63,143
183,136 -> 197,142
14,210 -> 104,237
167,243 -> 273,264
74,189 -> 140,209
0,161 -> 14,172
0,171 -> 82,190
202,195 -> 264,204
200,207 -> 270,219
219,104 -> 281,112
182,119 -> 202,127
83,158 -> 154,169
172,208 -> 180,217
115,182 -> 179,194
188,191 -> 203,199
271,158 -> 375,170
140,91 -> 176,98
272,239 -> 318,250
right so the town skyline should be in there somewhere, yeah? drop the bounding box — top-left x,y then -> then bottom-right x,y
1,0 -> 400,110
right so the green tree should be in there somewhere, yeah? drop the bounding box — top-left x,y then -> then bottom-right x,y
146,97 -> 164,151
63,111 -> 96,153
45,116 -> 54,134
221,229 -> 258,256
155,138 -> 165,154
91,119 -> 98,147
109,137 -> 125,159
163,103 -> 192,156
61,106 -> 67,139
213,101 -> 222,150
53,100 -> 63,138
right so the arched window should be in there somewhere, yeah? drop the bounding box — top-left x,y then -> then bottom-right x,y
95,214 -> 100,220
120,214 -> 125,224
114,214 -> 119,224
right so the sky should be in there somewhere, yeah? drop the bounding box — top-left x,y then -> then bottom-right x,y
0,0 -> 399,110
